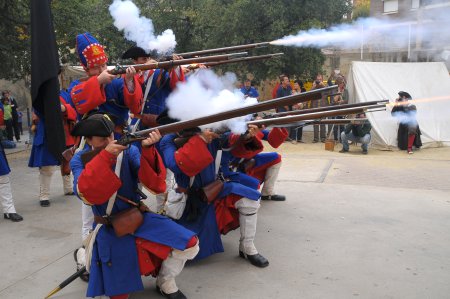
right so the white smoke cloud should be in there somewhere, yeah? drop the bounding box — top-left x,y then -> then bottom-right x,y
109,0 -> 176,54
392,109 -> 418,128
166,69 -> 257,134
271,10 -> 450,60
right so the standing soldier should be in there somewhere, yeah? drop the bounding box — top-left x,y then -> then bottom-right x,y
28,91 -> 77,206
0,101 -> 23,221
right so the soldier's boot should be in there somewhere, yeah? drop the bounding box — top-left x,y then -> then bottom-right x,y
236,198 -> 269,268
261,162 -> 285,201
156,239 -> 199,299
39,166 -> 55,207
63,173 -> 74,195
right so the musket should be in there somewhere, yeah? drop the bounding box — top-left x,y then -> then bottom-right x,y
45,266 -> 86,299
247,104 -> 385,127
175,42 -> 270,59
266,100 -> 390,118
303,118 -> 368,125
109,52 -> 248,75
78,85 -> 337,163
187,53 -> 284,70
77,52 -> 248,81
116,85 -> 338,145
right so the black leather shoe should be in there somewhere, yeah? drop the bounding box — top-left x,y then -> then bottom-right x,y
65,191 -> 75,196
157,287 -> 187,299
339,149 -> 348,153
261,195 -> 286,201
239,251 -> 269,268
4,213 -> 23,222
362,149 -> 368,155
40,200 -> 50,207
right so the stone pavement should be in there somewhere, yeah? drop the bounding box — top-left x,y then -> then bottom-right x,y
1,139 -> 450,299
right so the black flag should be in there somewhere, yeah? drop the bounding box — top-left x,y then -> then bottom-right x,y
31,0 -> 65,161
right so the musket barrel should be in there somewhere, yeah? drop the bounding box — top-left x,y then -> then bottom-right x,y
126,85 -> 338,140
271,100 -> 389,118
109,52 -> 248,75
175,42 -> 270,59
248,104 -> 385,127
205,53 -> 284,67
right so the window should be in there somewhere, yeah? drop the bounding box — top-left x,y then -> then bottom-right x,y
384,0 -> 399,13
411,0 -> 420,9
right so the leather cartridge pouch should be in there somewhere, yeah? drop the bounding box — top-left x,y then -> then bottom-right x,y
62,146 -> 75,162
109,207 -> 144,237
201,179 -> 224,204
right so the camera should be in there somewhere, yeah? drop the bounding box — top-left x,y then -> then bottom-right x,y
315,80 -> 321,85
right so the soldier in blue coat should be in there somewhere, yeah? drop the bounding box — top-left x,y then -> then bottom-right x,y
71,114 -> 198,299
121,46 -> 185,130
0,137 -> 23,222
160,126 -> 269,268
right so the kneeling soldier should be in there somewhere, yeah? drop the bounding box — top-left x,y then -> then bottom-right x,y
70,113 -> 198,299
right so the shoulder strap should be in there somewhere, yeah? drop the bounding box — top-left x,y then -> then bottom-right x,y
215,150 -> 222,177
106,152 -> 124,216
131,72 -> 155,133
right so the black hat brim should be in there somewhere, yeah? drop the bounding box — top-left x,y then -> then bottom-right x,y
122,46 -> 152,60
71,113 -> 115,137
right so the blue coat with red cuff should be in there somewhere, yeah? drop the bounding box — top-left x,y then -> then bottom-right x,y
71,145 -> 195,297
160,134 -> 261,260
70,75 -> 142,125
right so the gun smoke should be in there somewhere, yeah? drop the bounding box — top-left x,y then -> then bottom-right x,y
109,0 -> 176,54
271,9 -> 450,61
166,69 -> 257,133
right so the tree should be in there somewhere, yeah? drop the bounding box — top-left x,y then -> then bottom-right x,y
353,0 -> 371,20
0,0 -> 352,84
0,0 -> 30,81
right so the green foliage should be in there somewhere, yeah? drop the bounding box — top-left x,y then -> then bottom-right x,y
0,0 -> 352,83
353,0 -> 371,20
0,0 -> 30,81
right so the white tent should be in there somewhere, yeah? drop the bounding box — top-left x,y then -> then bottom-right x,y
347,62 -> 450,149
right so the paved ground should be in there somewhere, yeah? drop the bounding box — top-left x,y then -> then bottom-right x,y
1,134 -> 450,299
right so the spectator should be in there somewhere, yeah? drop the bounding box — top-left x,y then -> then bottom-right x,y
290,80 -> 305,143
17,110 -> 23,135
275,75 -> 292,113
339,112 -> 372,154
331,76 -> 349,141
271,74 -> 286,99
2,91 -> 20,142
311,74 -> 328,142
391,91 -> 422,154
240,79 -> 259,99
1,96 -> 14,142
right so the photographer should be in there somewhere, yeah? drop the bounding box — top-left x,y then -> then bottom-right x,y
339,113 -> 372,154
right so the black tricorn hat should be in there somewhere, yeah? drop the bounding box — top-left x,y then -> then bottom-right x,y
122,46 -> 153,60
71,113 -> 115,137
398,91 -> 412,99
